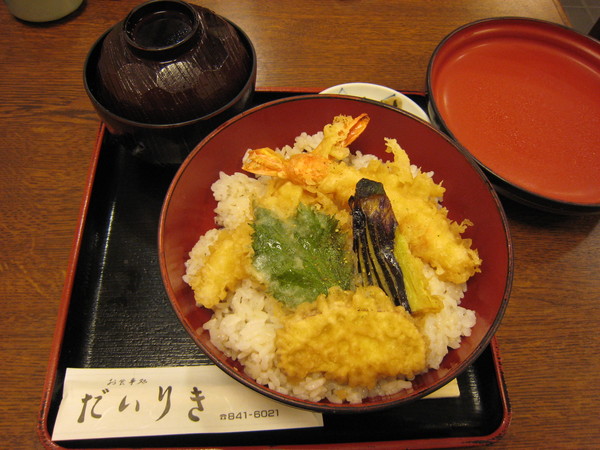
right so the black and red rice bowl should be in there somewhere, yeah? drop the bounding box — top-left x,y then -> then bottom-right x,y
159,95 -> 513,413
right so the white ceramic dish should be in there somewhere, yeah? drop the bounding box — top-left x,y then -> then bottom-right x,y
320,82 -> 430,123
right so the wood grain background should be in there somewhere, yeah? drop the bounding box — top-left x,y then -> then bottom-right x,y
2,0 -> 598,448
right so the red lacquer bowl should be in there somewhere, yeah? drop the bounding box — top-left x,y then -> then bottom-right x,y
158,95 -> 513,413
427,17 -> 600,214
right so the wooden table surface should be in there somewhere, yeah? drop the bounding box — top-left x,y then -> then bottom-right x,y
1,0 -> 599,448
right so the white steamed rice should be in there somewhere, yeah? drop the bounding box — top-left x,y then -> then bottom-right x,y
184,130 -> 476,404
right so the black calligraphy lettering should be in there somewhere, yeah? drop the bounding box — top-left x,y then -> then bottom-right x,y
77,394 -> 92,423
78,394 -> 103,423
119,396 -> 129,412
156,386 -> 172,421
119,395 -> 141,413
90,396 -> 103,419
188,387 -> 206,422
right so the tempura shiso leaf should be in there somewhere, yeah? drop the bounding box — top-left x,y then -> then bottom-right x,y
252,203 -> 354,308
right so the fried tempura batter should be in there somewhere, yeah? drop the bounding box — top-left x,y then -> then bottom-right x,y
244,117 -> 482,284
276,286 -> 426,389
187,223 -> 253,308
317,137 -> 482,284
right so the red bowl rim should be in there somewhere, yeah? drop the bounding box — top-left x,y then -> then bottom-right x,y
158,94 -> 513,413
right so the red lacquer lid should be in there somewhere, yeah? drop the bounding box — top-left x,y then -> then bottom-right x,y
428,18 -> 600,212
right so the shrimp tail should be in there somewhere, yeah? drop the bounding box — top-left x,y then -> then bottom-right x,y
242,147 -> 287,178
343,113 -> 370,147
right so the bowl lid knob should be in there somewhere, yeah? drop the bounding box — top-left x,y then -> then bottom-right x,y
123,0 -> 203,59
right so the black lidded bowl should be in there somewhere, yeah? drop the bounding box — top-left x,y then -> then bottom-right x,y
84,0 -> 257,165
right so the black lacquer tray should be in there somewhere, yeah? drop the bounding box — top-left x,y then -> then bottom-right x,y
38,92 -> 510,449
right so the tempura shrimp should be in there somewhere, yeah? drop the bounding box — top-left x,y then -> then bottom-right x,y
242,113 -> 369,186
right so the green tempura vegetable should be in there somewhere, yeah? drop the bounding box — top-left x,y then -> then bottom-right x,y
394,231 -> 443,315
252,203 -> 354,308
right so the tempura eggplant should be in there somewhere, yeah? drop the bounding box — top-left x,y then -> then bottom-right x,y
349,178 -> 442,315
